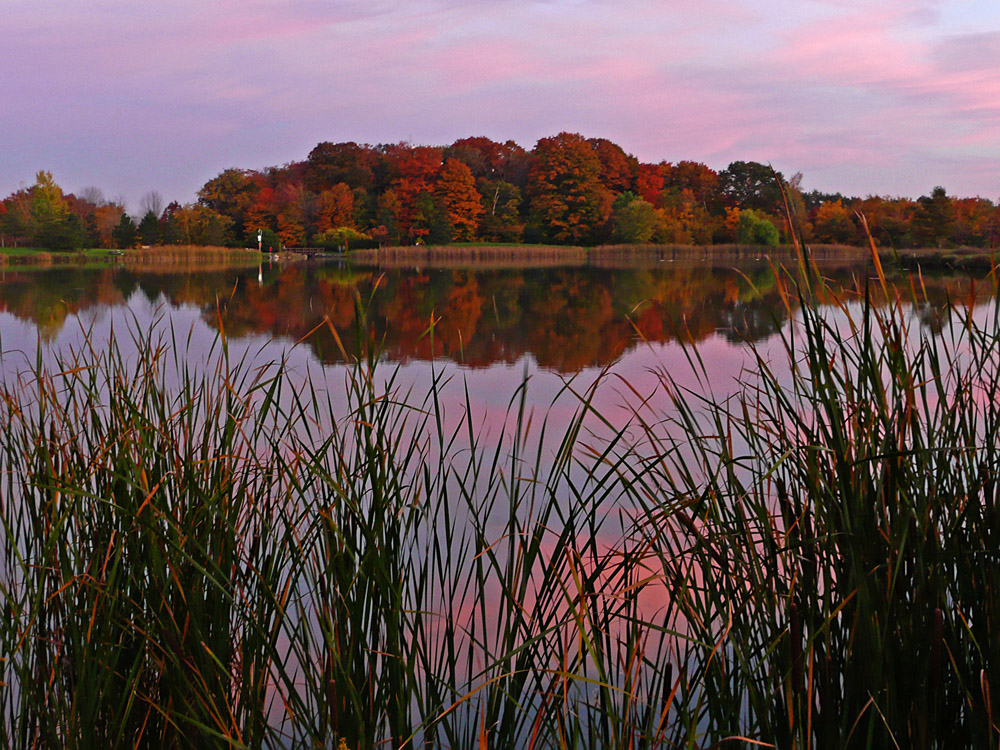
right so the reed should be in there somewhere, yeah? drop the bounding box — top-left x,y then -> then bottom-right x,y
122,245 -> 263,269
623,259 -> 1000,746
1,255 -> 999,747
349,244 -> 588,269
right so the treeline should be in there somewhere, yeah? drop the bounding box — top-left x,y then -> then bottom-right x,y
4,134 -> 999,250
0,173 -> 234,251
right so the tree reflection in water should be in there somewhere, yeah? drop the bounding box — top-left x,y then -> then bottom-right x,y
0,259 -> 987,372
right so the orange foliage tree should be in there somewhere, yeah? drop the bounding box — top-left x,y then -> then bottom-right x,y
435,159 -> 483,241
315,183 -> 355,233
527,132 -> 612,244
811,200 -> 856,244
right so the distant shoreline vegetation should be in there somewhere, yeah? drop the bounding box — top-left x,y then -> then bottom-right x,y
3,134 -> 998,252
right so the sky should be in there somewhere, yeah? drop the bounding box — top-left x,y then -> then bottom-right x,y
2,0 -> 999,211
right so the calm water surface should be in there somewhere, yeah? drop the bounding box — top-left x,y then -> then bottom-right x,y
0,258 -> 988,430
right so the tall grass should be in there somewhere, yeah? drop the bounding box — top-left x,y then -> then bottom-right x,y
1,258 -> 1000,747
624,263 -> 1000,747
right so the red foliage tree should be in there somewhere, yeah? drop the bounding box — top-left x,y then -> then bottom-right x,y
589,137 -> 638,193
383,144 -> 443,237
636,163 -> 666,206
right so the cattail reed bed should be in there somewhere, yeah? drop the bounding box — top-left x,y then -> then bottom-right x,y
121,244 -> 264,270
2,265 -> 1000,748
349,244 -> 588,269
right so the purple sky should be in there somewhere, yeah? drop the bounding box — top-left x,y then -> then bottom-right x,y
3,0 -> 998,211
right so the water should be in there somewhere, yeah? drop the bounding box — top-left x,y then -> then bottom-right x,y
0,257 -> 988,515
0,258 -> 986,436
1,256 -> 994,745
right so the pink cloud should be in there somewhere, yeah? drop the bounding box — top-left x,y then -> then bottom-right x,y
776,9 -> 931,84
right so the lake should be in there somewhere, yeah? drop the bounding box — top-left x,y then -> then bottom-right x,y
0,256 -> 981,409
1,254 -> 997,747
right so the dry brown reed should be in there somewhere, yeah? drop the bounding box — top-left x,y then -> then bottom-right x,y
349,244 -> 588,268
121,244 -> 263,271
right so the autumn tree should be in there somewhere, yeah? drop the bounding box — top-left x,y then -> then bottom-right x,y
315,183 -> 355,233
1,195 -> 31,246
435,158 -> 483,241
811,200 -> 855,244
273,182 -> 310,246
168,205 -> 233,246
658,188 -> 716,244
197,168 -> 259,245
91,203 -> 125,247
445,138 -> 529,241
589,138 -> 638,193
243,186 -> 278,243
444,137 -> 504,179
859,197 -> 916,248
445,137 -> 530,187
383,144 -> 443,238
636,163 -> 665,206
664,161 -> 719,211
952,198 -> 1000,248
527,132 -> 612,244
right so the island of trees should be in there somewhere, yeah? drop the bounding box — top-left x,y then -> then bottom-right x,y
2,133 -> 997,251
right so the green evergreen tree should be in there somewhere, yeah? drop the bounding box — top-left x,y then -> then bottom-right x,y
83,213 -> 101,247
137,210 -> 161,245
112,213 -> 138,249
914,186 -> 955,248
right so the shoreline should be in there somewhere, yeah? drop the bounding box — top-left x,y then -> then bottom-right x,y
347,242 -> 999,272
0,245 -> 265,271
1,243 -> 995,274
